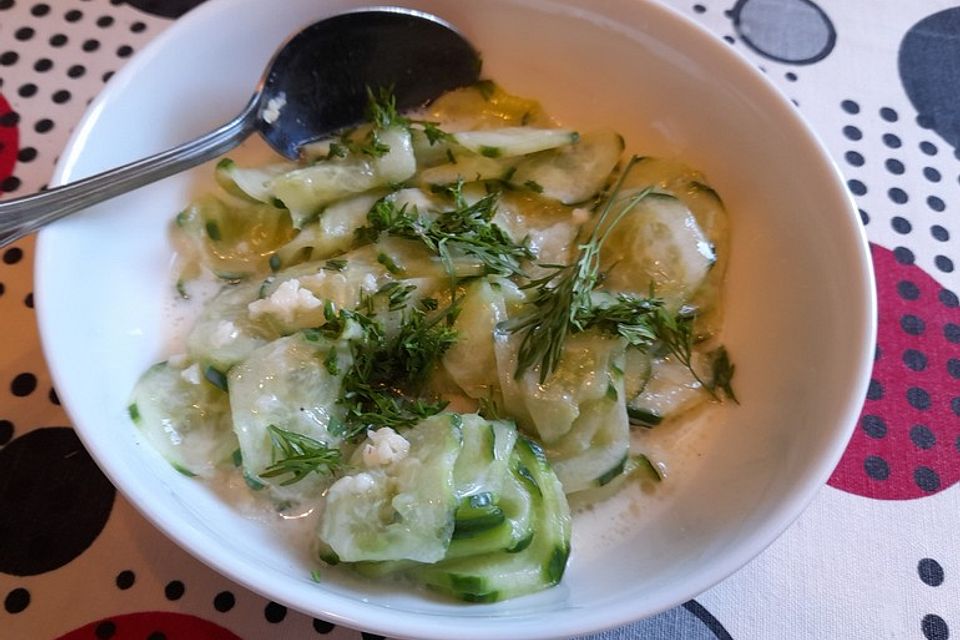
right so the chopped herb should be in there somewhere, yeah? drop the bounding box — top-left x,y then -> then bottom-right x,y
127,403 -> 140,423
324,142 -> 348,159
310,569 -> 323,583
268,253 -> 281,272
173,463 -> 197,478
627,406 -> 662,427
446,148 -> 457,164
324,346 -> 340,376
709,346 -> 738,402
232,448 -> 243,467
203,365 -> 229,392
259,425 -> 342,486
605,383 -> 619,401
479,145 -> 501,158
324,258 -> 347,271
415,120 -> 454,145
420,297 -> 439,311
205,220 -> 221,241
376,252 -> 404,275
475,79 -> 496,100
175,279 -> 189,300
523,179 -> 544,193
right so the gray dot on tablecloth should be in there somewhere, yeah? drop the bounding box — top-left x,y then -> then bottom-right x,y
918,558 -> 945,586
4,587 -> 29,613
953,398 -> 960,417
892,216 -> 912,234
866,378 -> 884,400
948,358 -> 960,379
942,289 -> 960,308
910,425 -> 936,449
901,314 -> 925,335
313,618 -> 336,634
903,349 -> 927,371
921,611 -> 949,638
864,455 -> 890,480
935,255 -> 954,273
920,140 -> 938,155
785,71 -> 797,82
880,106 -> 899,121
859,209 -> 870,225
213,590 -> 235,612
898,280 -> 921,300
888,187 -> 909,204
945,323 -> 960,343
845,150 -> 864,167
894,246 -> 915,265
927,195 -> 946,211
885,158 -> 905,174
907,387 -> 931,410
843,125 -> 862,141
923,166 -> 941,182
883,133 -> 902,148
693,4 -> 706,14
931,225 -> 949,241
842,99 -> 860,114
848,179 -> 867,196
861,414 -> 886,438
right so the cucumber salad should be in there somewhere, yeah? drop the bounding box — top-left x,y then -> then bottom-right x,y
129,81 -> 736,603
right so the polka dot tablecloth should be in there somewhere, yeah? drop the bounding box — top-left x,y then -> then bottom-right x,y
1,0 -> 958,638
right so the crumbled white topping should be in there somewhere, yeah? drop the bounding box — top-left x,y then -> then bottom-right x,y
179,363 -> 202,385
327,471 -> 377,498
571,207 -> 591,225
248,278 -> 322,324
262,92 -> 286,125
211,320 -> 239,348
361,427 -> 411,467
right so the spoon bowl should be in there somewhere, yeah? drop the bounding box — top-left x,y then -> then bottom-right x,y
0,8 -> 479,245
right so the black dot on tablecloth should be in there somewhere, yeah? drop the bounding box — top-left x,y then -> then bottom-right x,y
48,387 -> 59,405
892,216 -> 912,234
0,283 -> 5,297
131,21 -> 147,33
866,379 -> 884,400
840,100 -> 860,115
0,419 -> 13,445
164,580 -> 184,601
915,466 -> 941,493
883,133 -> 902,148
0,51 -> 18,66
693,4 -> 706,14
34,118 -> 53,133
312,618 -> 335,634
848,179 -> 867,196
918,558 -> 945,586
0,111 -> 19,127
864,455 -> 889,480
907,386 -> 931,410
146,632 -> 166,640
67,64 -> 85,78
941,289 -> 959,307
903,349 -> 927,371
49,33 -> 67,47
845,151 -> 864,166
15,27 -> 34,41
213,590 -> 235,612
901,314 -> 925,335
31,3 -> 50,17
885,158 -> 905,174
65,8 -> 82,21
888,187 -> 909,203
2,175 -> 20,193
894,246 -> 915,265
931,225 -> 949,241
4,246 -> 22,264
0,0 -> 13,8
360,633 -> 385,640
52,89 -> 71,104
859,209 -> 870,225
97,15 -> 114,27
898,280 -> 921,300
264,601 -> 287,623
102,71 -> 114,83
935,255 -> 954,273
10,372 -> 36,397
34,58 -> 52,72
116,45 -> 133,58
116,569 -> 135,590
861,414 -> 886,438
95,620 -> 116,639
722,35 -> 735,44
927,195 -> 946,212
22,292 -> 32,308
785,72 -> 797,82
910,424 -> 936,449
122,0 -> 207,19
82,39 -> 100,53
4,587 -> 30,613
17,82 -> 36,97
843,125 -> 862,141
0,427 -> 115,575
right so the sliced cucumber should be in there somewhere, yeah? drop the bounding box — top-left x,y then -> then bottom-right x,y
452,128 -> 578,159
318,413 -> 462,563
228,332 -> 351,500
186,280 -> 275,370
509,129 -> 623,204
627,353 -> 711,424
424,81 -> 551,129
412,437 -> 571,602
129,360 -> 236,477
599,191 -> 716,311
418,153 -> 511,187
452,414 -> 517,498
442,279 -> 511,399
214,158 -> 295,203
275,191 -> 383,265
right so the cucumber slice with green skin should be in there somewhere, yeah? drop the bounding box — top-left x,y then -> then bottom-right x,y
228,332 -> 351,500
418,153 -> 512,187
412,437 -> 571,603
599,191 -> 716,312
186,280 -> 276,371
548,392 -> 631,494
129,361 -> 237,478
566,453 -> 663,509
442,279 -> 511,399
275,191 -> 384,266
318,414 -> 463,563
627,353 -> 711,424
453,492 -> 505,538
453,414 -> 516,497
214,158 -> 295,203
452,128 -> 578,159
509,129 -> 624,205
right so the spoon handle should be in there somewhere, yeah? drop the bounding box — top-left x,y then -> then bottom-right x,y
0,98 -> 258,248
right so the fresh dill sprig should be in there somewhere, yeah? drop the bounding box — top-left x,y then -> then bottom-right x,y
259,425 -> 342,486
502,155 -> 653,382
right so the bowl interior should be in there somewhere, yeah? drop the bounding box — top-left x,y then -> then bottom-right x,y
36,0 -> 875,638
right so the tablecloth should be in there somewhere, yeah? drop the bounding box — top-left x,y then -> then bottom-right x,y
1,1 -> 957,638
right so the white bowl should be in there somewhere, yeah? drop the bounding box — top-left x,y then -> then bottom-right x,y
35,1 -> 876,638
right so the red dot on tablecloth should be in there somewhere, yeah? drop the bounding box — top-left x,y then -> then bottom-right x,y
56,612 -> 243,640
829,243 -> 960,499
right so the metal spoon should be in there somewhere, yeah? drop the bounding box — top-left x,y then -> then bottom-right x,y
0,7 -> 480,247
